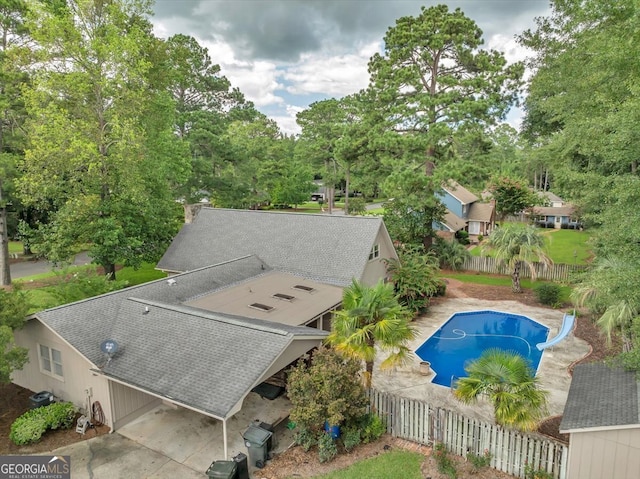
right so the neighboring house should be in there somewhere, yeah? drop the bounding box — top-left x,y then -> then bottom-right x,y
157,207 -> 398,287
559,363 -> 640,479
434,180 -> 496,239
12,209 -> 397,458
532,191 -> 581,229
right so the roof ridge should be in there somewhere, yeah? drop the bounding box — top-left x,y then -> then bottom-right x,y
127,297 -> 291,336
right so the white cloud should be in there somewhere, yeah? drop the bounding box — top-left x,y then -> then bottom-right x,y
487,33 -> 531,65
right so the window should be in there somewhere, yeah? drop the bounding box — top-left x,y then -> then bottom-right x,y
368,244 -> 380,261
39,344 -> 63,380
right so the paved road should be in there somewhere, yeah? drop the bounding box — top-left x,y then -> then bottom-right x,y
10,252 -> 91,279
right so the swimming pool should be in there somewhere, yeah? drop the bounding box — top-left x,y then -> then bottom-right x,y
415,310 -> 549,387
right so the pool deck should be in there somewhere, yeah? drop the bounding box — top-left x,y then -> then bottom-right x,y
371,298 -> 591,424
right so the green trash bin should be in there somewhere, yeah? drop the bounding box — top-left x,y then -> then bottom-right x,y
242,424 -> 272,468
205,460 -> 237,479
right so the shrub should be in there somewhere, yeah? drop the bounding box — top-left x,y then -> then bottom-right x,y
359,413 -> 385,444
534,283 -> 562,307
434,443 -> 457,478
318,432 -> 338,463
432,237 -> 470,271
341,425 -> 361,452
467,449 -> 492,474
294,427 -> 317,452
10,402 -> 76,445
524,463 -> 554,479
455,230 -> 470,245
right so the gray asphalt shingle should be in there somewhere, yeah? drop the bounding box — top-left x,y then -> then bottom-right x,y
156,208 -> 385,286
36,256 -> 328,419
559,363 -> 640,432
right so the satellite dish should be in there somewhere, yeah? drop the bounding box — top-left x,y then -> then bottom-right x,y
100,339 -> 119,357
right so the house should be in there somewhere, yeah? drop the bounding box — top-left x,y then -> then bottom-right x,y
532,191 -> 581,229
157,207 -> 398,287
559,363 -> 640,479
12,209 -> 397,458
434,181 -> 495,239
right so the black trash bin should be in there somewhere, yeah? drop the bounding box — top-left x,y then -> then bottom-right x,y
205,460 -> 237,479
29,391 -> 54,409
233,452 -> 249,479
242,424 -> 272,468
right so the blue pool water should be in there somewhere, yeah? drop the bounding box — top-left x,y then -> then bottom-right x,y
415,310 -> 549,387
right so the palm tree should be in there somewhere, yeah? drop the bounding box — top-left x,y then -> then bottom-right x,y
326,279 -> 416,387
482,224 -> 552,292
453,349 -> 549,431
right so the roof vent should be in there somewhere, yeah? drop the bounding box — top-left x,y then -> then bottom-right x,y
293,284 -> 315,293
273,293 -> 295,301
166,278 -> 177,286
249,303 -> 275,312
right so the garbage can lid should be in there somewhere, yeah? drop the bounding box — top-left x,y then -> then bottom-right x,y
206,460 -> 237,478
242,424 -> 272,444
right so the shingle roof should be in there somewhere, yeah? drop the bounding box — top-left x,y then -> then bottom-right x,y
559,363 -> 640,432
156,208 -> 387,286
36,256 -> 328,419
468,202 -> 494,222
533,205 -> 576,217
441,210 -> 467,232
442,181 -> 478,205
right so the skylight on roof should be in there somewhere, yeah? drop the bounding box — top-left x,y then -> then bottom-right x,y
293,285 -> 315,293
249,303 -> 275,312
273,293 -> 295,301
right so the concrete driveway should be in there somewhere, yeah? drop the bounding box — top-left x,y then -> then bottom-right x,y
50,392 -> 294,479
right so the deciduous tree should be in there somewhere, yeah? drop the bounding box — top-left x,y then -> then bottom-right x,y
18,0 -> 188,279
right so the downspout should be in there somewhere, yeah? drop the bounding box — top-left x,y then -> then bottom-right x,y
223,418 -> 228,459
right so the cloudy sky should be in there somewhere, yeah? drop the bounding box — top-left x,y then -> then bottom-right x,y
151,0 -> 550,134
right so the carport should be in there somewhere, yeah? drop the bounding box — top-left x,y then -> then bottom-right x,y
93,298 -> 328,459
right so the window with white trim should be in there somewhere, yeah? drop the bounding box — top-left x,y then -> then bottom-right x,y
39,344 -> 64,380
368,244 -> 380,261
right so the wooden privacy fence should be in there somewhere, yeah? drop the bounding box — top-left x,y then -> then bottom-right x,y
368,388 -> 568,479
461,256 -> 585,283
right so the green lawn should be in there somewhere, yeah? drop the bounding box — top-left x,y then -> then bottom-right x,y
8,241 -> 23,254
18,262 -> 166,313
471,227 -> 592,265
285,449 -> 424,479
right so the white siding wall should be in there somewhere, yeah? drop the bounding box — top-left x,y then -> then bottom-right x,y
12,320 -> 113,428
361,228 -> 398,286
567,428 -> 640,479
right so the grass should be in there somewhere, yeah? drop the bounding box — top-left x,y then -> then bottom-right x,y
285,449 -> 424,479
8,241 -> 23,254
470,227 -> 592,265
17,261 -> 166,313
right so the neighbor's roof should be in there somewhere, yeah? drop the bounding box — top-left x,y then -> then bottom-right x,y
468,202 -> 494,223
35,256 -> 329,419
533,205 -> 576,217
441,210 -> 467,232
442,181 -> 478,205
560,363 -> 640,432
156,208 -> 390,286
540,191 -> 564,203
